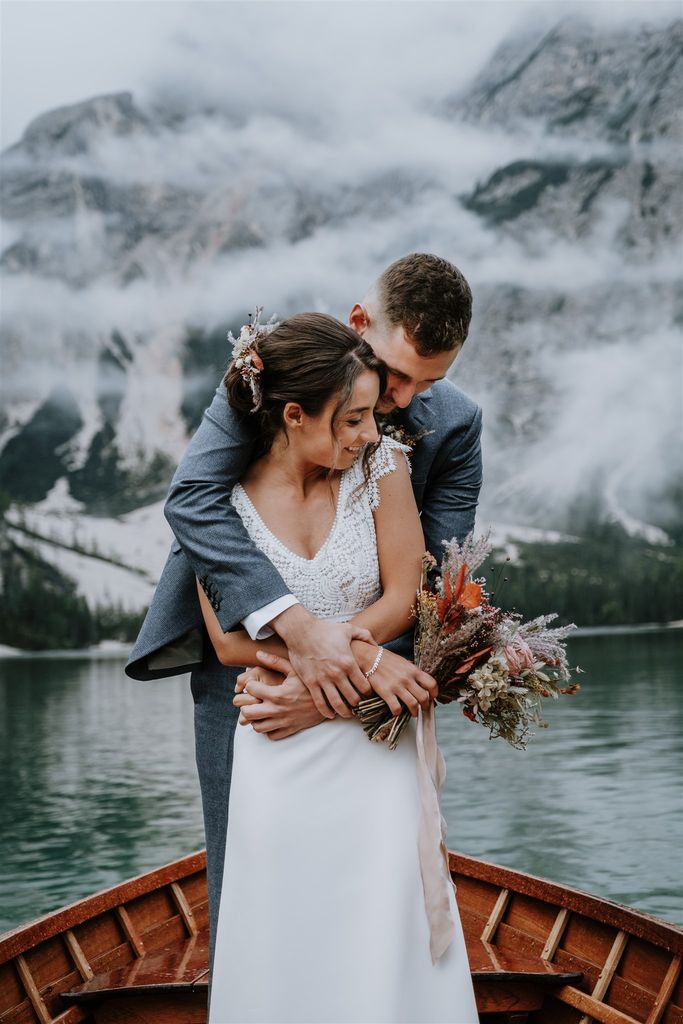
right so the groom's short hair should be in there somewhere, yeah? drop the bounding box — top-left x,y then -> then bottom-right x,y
377,253 -> 472,356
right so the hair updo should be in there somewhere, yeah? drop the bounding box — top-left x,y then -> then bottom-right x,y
224,312 -> 387,461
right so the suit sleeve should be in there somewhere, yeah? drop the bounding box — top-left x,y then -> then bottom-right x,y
164,385 -> 292,632
419,404 -> 483,560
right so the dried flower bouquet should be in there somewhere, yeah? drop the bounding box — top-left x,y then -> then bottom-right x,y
355,533 -> 580,750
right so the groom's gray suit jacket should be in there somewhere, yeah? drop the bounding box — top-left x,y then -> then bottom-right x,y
125,378 -> 482,960
127,379 -> 482,680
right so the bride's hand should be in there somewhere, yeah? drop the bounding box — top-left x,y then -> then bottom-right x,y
266,606 -> 377,719
235,665 -> 279,695
233,658 -> 326,740
352,643 -> 437,717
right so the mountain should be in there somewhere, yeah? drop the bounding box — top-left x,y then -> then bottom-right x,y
1,16 -> 681,647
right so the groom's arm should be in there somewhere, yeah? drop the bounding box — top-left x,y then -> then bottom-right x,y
164,385 -> 295,633
165,383 -> 373,713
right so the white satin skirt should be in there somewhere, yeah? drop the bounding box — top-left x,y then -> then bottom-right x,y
209,715 -> 479,1024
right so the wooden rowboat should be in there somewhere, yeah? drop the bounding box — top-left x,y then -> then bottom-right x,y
1,849 -> 681,1023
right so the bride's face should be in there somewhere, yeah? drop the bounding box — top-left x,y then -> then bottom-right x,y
286,370 -> 381,471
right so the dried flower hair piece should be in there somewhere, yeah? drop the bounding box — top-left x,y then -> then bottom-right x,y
227,306 -> 279,412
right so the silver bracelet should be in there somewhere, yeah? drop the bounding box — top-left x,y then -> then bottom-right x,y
364,648 -> 384,679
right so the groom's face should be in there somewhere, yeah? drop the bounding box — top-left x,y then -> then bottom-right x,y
349,304 -> 459,414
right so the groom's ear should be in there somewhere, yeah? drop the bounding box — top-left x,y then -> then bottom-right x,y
349,303 -> 369,335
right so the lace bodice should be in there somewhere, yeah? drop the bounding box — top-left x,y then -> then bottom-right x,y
231,437 -> 411,622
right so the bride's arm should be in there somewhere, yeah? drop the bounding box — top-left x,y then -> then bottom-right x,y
350,451 -> 424,644
196,582 -> 289,666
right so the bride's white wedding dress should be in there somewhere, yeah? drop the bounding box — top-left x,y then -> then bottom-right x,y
209,438 -> 479,1024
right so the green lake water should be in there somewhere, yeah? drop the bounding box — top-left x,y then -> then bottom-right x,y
1,629 -> 681,932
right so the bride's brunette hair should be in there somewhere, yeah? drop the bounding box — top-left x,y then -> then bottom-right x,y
224,312 -> 387,463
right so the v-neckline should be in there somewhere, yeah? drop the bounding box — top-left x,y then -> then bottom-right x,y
234,471 -> 349,565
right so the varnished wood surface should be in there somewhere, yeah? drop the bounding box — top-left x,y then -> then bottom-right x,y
62,936 -> 209,1001
3,848 -> 683,1024
62,930 -> 582,1003
450,852 -> 683,956
466,938 -> 582,984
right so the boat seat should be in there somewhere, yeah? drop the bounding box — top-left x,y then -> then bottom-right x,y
60,929 -> 210,1023
60,929 -> 582,1021
466,936 -> 583,1015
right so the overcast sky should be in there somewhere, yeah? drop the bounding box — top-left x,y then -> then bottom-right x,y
2,0 -> 679,149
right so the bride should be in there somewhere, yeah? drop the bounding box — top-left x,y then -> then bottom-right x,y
196,312 -> 479,1024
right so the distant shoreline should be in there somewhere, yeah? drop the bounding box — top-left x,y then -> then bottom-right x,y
0,640 -> 132,660
573,620 -> 683,637
1,621 -> 682,660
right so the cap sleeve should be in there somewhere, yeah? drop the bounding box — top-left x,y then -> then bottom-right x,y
367,436 -> 412,512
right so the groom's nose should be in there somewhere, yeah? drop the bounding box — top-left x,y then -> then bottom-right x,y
363,421 -> 380,444
388,380 -> 416,409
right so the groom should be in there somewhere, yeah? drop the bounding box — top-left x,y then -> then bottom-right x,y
126,252 -> 483,958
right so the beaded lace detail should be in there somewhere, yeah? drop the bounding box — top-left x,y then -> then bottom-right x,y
231,437 -> 411,622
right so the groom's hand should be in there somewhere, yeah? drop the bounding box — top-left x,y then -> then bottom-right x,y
268,605 -> 376,719
233,662 -> 326,740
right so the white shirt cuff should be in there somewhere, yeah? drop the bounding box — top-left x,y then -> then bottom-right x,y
241,595 -> 300,640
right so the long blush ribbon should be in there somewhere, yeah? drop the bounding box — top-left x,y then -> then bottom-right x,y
415,702 -> 456,963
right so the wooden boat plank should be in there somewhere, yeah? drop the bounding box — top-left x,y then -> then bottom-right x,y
647,957 -> 683,1024
63,932 -> 93,983
22,938 -> 74,995
505,890 -> 562,942
169,883 -> 198,937
542,906 -> 571,960
490,919 -> 555,964
43,970 -> 89,1020
554,981 -> 649,1024
450,852 -> 683,956
542,998 -> 590,1024
87,942 -> 134,980
1,1000 -> 45,1024
15,954 -> 51,1023
124,890 -> 176,937
607,973 -> 681,1023
0,961 -> 25,1014
579,928 -> 629,1024
621,935 -> 680,995
474,979 -> 545,1013
481,887 -> 511,942
62,937 -> 210,1003
91,992 -> 205,1024
4,849 -> 682,1024
562,913 -> 626,968
51,1006 -> 90,1024
0,854 -> 206,964
465,938 -> 582,984
450,872 -> 501,921
662,1005 -> 683,1024
457,905 -> 488,939
179,874 -> 208,904
132,916 -> 189,958
114,909 -> 144,959
72,917 -> 125,969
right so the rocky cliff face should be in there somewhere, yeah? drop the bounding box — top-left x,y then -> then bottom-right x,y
455,19 -> 682,254
0,15 -> 681,640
